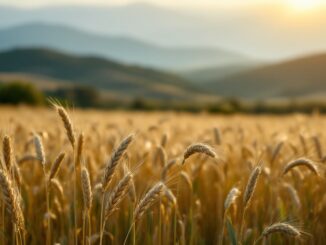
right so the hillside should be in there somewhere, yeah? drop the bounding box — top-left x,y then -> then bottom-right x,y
0,48 -> 210,101
180,63 -> 261,83
0,23 -> 247,70
0,72 -> 73,90
205,54 -> 326,99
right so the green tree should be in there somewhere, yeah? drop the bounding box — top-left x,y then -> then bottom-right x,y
49,85 -> 99,107
0,82 -> 44,105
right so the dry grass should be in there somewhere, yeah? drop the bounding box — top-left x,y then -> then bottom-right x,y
0,106 -> 325,244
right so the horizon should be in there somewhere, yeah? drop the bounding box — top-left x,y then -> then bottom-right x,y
0,0 -> 326,109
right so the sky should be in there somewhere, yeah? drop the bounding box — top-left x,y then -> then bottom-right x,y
1,0 -> 257,6
0,0 -> 322,8
0,0 -> 325,60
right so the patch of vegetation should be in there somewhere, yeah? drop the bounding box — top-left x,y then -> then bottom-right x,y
1,81 -> 326,115
0,81 -> 45,105
47,85 -> 100,108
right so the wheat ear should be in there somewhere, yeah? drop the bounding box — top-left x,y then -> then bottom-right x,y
134,182 -> 164,221
49,152 -> 65,180
240,166 -> 262,242
34,134 -> 46,166
0,170 -> 24,231
261,222 -> 301,237
3,135 -> 12,171
56,106 -> 75,148
75,133 -> 84,168
283,158 -> 319,176
81,167 -> 92,211
224,187 -> 241,211
104,172 -> 132,219
182,143 -> 216,164
101,134 -> 133,192
243,166 -> 262,207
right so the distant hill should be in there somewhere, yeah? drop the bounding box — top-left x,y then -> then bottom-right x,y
0,23 -> 247,71
205,54 -> 326,99
0,48 -> 212,101
180,63 -> 262,83
0,72 -> 73,90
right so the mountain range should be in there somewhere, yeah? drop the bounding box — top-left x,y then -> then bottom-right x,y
1,47 -> 326,100
0,23 -> 247,71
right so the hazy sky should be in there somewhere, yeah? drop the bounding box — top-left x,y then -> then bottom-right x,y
0,0 -> 314,7
0,0 -> 252,6
0,0 -> 325,59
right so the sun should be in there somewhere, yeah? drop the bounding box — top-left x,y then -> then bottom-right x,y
288,0 -> 324,10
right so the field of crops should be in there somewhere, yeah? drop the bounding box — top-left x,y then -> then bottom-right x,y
0,106 -> 325,245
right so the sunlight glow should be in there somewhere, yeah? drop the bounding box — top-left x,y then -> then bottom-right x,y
287,0 -> 324,10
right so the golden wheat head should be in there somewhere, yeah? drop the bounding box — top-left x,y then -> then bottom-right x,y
101,134 -> 134,192
182,143 -> 216,164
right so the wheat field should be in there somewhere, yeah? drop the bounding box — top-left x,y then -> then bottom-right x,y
0,106 -> 325,245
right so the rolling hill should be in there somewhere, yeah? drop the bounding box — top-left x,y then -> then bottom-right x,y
206,53 -> 326,99
0,48 -> 212,101
180,62 -> 262,83
2,48 -> 325,102
0,23 -> 247,71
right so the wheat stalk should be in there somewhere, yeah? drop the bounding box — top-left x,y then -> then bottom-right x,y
100,172 -> 133,244
104,172 -> 132,219
270,140 -> 284,164
56,106 -> 75,148
240,165 -> 262,242
75,133 -> 84,168
220,187 -> 240,244
312,136 -> 323,160
11,162 -> 22,188
101,134 -> 134,192
182,143 -> 216,164
283,183 -> 301,209
50,178 -> 65,203
161,159 -> 177,181
299,133 -> 308,155
134,182 -> 164,221
261,222 -> 301,237
100,134 -> 133,245
81,167 -> 92,211
283,158 -> 318,176
213,127 -> 222,145
153,146 -> 166,168
0,170 -> 24,231
81,166 -> 92,245
180,171 -> 193,192
34,132 -> 51,245
160,133 -> 168,148
34,134 -> 46,166
243,166 -> 262,206
163,186 -> 177,207
224,187 -> 240,211
49,152 -> 65,180
3,135 -> 12,172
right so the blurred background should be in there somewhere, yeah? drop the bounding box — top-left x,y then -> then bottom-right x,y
0,0 -> 325,113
